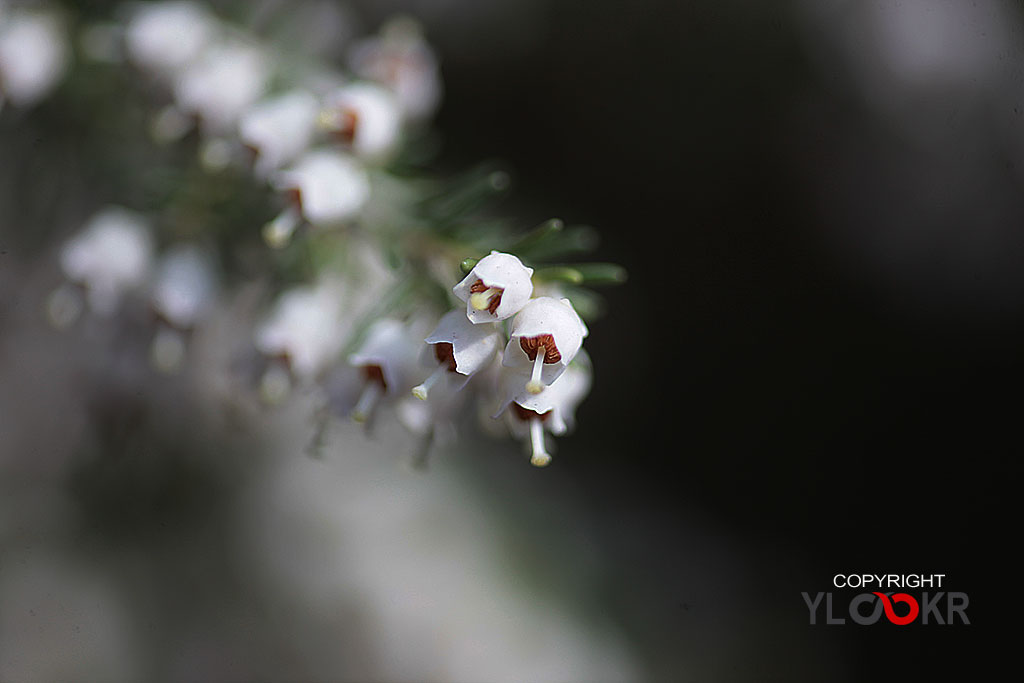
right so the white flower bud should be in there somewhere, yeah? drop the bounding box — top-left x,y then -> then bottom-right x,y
239,90 -> 320,178
452,251 -> 534,324
348,318 -> 422,422
320,82 -> 402,161
411,310 -> 502,399
0,9 -> 68,108
255,280 -> 346,382
173,40 -> 269,135
151,244 -> 217,329
502,296 -> 588,392
59,207 -> 154,316
348,17 -> 441,122
124,1 -> 215,77
270,149 -> 370,236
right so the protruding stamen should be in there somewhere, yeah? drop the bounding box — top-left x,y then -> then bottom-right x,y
46,284 -> 83,330
529,417 -> 551,467
526,345 -> 545,394
262,207 -> 301,249
352,380 -> 383,423
412,362 -> 448,400
469,287 -> 501,311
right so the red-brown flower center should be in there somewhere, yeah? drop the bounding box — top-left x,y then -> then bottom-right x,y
332,108 -> 360,145
433,342 -> 457,372
512,403 -> 551,422
519,334 -> 561,364
362,364 -> 387,389
469,279 -> 503,314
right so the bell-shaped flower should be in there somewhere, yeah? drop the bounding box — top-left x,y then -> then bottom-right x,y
264,149 -> 370,247
496,351 -> 592,467
348,318 -> 422,422
320,82 -> 402,162
59,207 -> 154,317
0,8 -> 68,108
348,17 -> 441,122
411,310 -> 502,400
239,90 -> 320,179
502,296 -> 588,394
173,39 -> 269,136
124,1 -> 215,78
254,279 -> 346,384
452,251 -> 533,324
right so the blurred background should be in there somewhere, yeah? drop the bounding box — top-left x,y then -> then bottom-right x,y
1,0 -> 1016,680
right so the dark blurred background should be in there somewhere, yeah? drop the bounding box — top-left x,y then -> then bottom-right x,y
371,0 -> 1017,679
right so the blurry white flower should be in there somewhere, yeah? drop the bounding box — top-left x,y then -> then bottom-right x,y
150,244 -> 217,329
124,1 -> 215,77
239,90 -> 320,178
173,40 -> 269,135
452,251 -> 534,324
264,149 -> 370,247
498,352 -> 592,467
502,296 -> 587,394
348,318 -> 421,422
349,16 -> 442,122
59,207 -> 154,317
0,9 -> 68,108
412,309 -> 502,399
320,82 -> 402,161
255,279 -> 346,383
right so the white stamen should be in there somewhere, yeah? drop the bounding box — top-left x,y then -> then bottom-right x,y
529,417 -> 551,467
262,206 -> 301,249
526,345 -> 545,394
412,361 -> 448,400
469,287 -> 501,311
46,284 -> 83,329
352,380 -> 383,422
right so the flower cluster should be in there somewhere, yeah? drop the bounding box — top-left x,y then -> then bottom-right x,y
38,1 -> 622,468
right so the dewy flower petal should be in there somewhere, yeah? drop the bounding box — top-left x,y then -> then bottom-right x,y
412,310 -> 502,399
59,207 -> 154,316
124,1 -> 215,77
502,296 -> 588,390
272,149 -> 370,228
151,244 -> 217,330
0,9 -> 68,108
239,90 -> 320,178
452,251 -> 534,324
320,82 -> 402,162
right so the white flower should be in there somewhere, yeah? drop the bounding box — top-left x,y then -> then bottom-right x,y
150,244 -> 217,329
124,1 -> 215,77
239,90 -> 320,179
320,82 -> 402,161
59,207 -> 154,316
173,40 -> 269,135
0,9 -> 68,108
254,279 -> 346,382
349,17 -> 441,122
264,149 -> 370,247
498,352 -> 592,467
502,296 -> 588,394
348,318 -> 421,422
411,310 -> 502,399
452,251 -> 534,324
